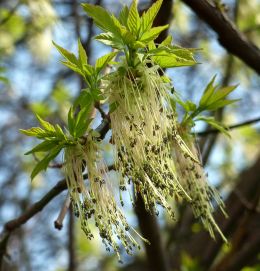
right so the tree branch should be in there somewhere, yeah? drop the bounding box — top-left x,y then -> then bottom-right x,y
0,177 -> 67,266
68,206 -> 77,271
197,116 -> 260,136
181,0 -> 260,74
135,194 -> 169,271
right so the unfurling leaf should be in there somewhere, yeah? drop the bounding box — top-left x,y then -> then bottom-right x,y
82,4 -> 121,37
118,5 -> 129,26
78,39 -> 88,66
31,145 -> 63,180
140,0 -> 163,36
95,52 -> 117,73
25,140 -> 60,155
139,25 -> 168,43
199,76 -> 238,111
53,41 -> 78,65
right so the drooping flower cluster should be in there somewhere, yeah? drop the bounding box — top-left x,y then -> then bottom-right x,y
104,61 -> 200,218
172,129 -> 227,240
63,133 -> 145,257
21,0 -> 234,258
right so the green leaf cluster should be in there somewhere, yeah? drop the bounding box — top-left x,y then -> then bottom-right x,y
21,0 -> 237,183
82,0 -> 197,68
82,0 -> 165,50
53,39 -> 117,100
198,75 -> 239,111
148,38 -> 197,68
20,115 -> 74,180
175,76 -> 238,136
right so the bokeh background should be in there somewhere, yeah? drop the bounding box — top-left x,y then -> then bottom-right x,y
0,0 -> 259,270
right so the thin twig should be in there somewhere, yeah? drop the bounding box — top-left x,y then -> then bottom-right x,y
54,192 -> 71,230
181,0 -> 260,74
68,206 -> 77,271
197,116 -> 260,136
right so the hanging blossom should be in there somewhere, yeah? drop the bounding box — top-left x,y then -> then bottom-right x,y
63,132 -> 145,258
104,61 -> 198,217
172,128 -> 227,240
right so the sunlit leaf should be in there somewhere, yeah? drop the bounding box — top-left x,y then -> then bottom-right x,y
62,61 -> 84,77
20,127 -> 55,139
161,35 -> 173,46
82,4 -> 121,37
139,25 -> 168,43
199,76 -> 238,111
25,140 -> 59,155
53,41 -> 78,65
78,39 -> 88,66
31,145 -> 63,180
199,75 -> 218,107
95,32 -> 124,49
127,0 -> 141,36
95,52 -> 117,73
36,115 -> 55,133
118,5 -> 129,27
140,0 -> 163,36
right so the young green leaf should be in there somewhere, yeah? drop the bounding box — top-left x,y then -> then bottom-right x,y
199,75 -> 217,108
74,89 -> 93,109
161,35 -> 173,46
206,99 -> 239,111
139,25 -> 168,43
209,85 -> 238,103
83,64 -> 95,77
74,106 -> 93,138
95,52 -> 117,74
127,0 -> 141,36
75,117 -> 93,138
196,116 -> 230,137
53,41 -> 78,66
62,61 -> 84,77
78,39 -> 88,66
118,5 -> 129,27
69,91 -> 94,138
55,124 -> 66,140
184,101 -> 197,112
68,107 -> 75,136
25,140 -> 60,155
151,50 -> 196,68
95,32 -> 124,49
31,145 -> 63,180
20,127 -> 55,139
166,45 -> 197,62
82,4 -> 121,37
148,45 -> 196,66
36,115 -> 56,133
199,76 -> 238,111
140,0 -> 163,36
121,28 -> 136,46
20,115 -> 66,140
